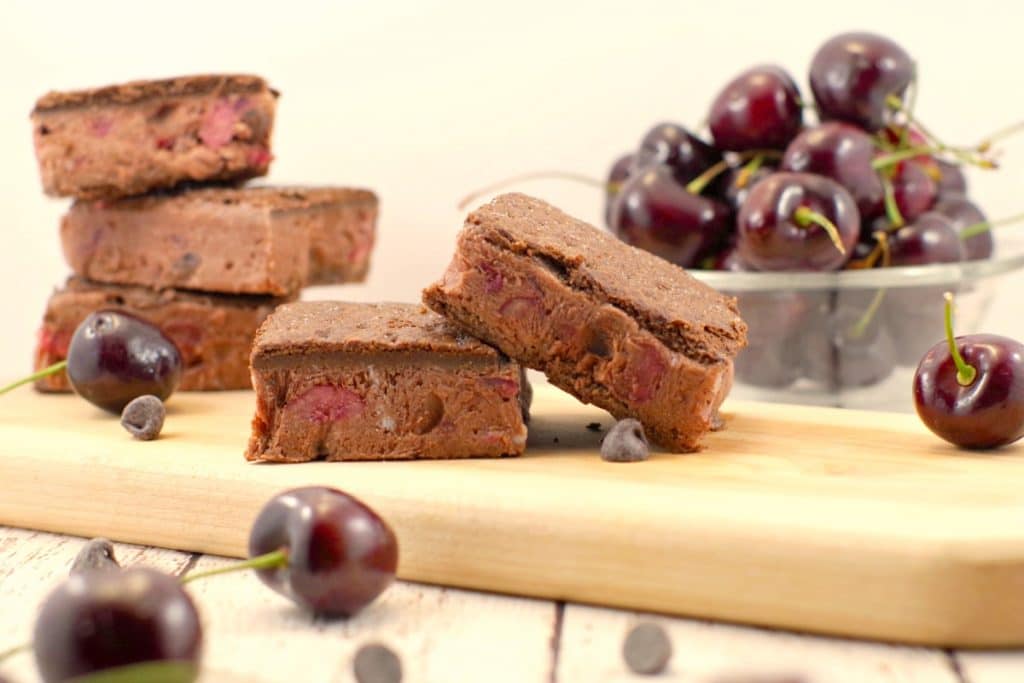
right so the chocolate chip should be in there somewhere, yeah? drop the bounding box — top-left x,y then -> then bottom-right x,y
120,395 -> 166,441
601,418 -> 649,462
353,643 -> 402,683
38,124 -> 51,136
586,422 -> 602,432
171,252 -> 201,278
622,622 -> 672,675
70,538 -> 120,575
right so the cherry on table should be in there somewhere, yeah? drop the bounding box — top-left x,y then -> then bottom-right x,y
735,172 -> 859,271
708,65 -> 803,151
781,122 -> 886,220
914,293 -> 1024,449
634,122 -> 722,186
609,165 -> 732,268
809,31 -> 913,131
32,567 -> 201,683
246,486 -> 399,617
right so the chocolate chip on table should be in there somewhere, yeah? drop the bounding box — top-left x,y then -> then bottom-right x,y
70,538 -> 120,574
353,643 -> 402,683
622,622 -> 672,675
601,419 -> 650,462
120,395 -> 166,441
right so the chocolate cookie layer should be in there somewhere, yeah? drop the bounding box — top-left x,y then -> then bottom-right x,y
423,193 -> 747,452
32,74 -> 277,199
36,278 -> 288,392
246,301 -> 528,462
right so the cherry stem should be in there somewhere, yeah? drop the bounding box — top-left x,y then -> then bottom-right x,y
180,548 -> 289,584
793,206 -> 847,255
944,292 -> 977,387
977,120 -> 1024,152
848,233 -> 891,338
685,149 -> 782,196
884,95 -> 995,167
0,642 -> 31,663
881,174 -> 905,229
0,360 -> 67,397
734,154 -> 765,189
959,211 -> 1024,240
455,171 -> 605,211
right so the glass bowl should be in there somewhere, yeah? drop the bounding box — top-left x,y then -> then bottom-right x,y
690,236 -> 1024,413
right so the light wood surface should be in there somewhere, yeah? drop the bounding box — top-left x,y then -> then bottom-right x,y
3,526 -> 1024,682
1,383 -> 1023,648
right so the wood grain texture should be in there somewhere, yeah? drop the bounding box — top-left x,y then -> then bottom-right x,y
556,604 -> 961,682
2,383 -> 1024,647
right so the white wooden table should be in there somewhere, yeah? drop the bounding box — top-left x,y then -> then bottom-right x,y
1,525 -> 1022,683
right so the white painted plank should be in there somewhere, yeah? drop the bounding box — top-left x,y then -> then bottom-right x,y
178,554 -> 556,683
0,525 -> 193,683
556,604 -> 961,682
956,651 -> 1024,682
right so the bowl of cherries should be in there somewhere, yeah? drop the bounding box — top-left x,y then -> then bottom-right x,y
605,31 -> 1024,412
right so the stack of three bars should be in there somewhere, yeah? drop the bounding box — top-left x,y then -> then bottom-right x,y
28,74 -> 378,391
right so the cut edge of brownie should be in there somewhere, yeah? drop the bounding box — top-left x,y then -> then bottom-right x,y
33,74 -> 275,113
427,193 -> 748,366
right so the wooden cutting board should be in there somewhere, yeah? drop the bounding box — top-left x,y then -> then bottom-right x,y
2,382 -> 1023,648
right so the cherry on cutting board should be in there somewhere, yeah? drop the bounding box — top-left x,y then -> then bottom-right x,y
913,293 -> 1024,449
0,310 -> 183,413
32,568 -> 202,683
181,486 -> 399,617
735,171 -> 859,271
809,31 -> 914,131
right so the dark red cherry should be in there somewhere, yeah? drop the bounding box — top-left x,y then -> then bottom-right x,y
887,212 -> 966,266
736,172 -> 859,271
605,152 -> 636,227
609,165 -> 732,268
33,568 -> 201,683
933,195 -> 993,260
248,486 -> 399,617
66,310 -> 183,413
634,123 -> 722,185
890,160 -> 937,222
781,122 -> 886,219
708,65 -> 803,151
914,295 -> 1024,449
711,243 -> 750,271
809,32 -> 914,131
802,291 -> 896,389
934,159 -> 968,196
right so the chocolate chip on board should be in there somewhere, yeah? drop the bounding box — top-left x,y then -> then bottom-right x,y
120,394 -> 166,441
353,643 -> 403,683
623,621 -> 672,675
601,418 -> 650,462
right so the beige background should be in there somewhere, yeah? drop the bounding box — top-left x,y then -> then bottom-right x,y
1,0 -> 1022,379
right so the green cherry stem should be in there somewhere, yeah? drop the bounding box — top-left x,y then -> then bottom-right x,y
793,206 -> 847,255
685,149 -> 781,195
848,233 -> 891,338
0,360 -> 67,397
944,292 -> 977,387
734,153 -> 766,189
881,174 -> 905,229
977,119 -> 1024,152
180,548 -> 288,584
959,211 -> 1024,240
455,171 -> 606,211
